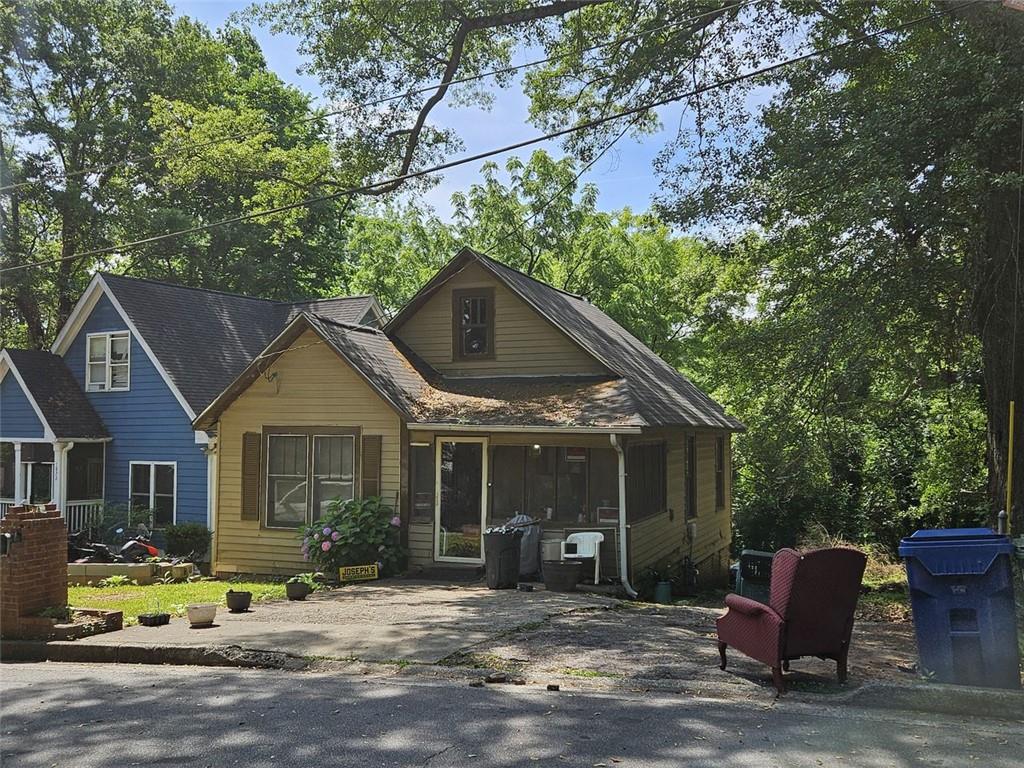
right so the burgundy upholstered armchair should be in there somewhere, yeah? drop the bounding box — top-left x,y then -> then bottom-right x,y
716,547 -> 867,694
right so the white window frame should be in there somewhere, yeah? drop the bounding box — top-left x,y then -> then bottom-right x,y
434,436 -> 489,565
128,461 -> 177,526
85,331 -> 131,392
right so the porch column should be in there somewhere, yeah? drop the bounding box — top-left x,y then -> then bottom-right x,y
58,441 -> 73,511
51,441 -> 65,507
13,442 -> 23,504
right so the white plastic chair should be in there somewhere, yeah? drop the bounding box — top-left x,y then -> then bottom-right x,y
561,532 -> 604,584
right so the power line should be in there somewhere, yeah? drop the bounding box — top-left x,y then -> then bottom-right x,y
0,1 -> 756,195
482,111 -> 641,256
0,4 -> 963,277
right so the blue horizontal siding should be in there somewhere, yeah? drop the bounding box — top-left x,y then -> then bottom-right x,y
64,294 -> 208,525
0,372 -> 45,439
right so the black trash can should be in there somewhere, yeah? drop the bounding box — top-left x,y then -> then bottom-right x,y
484,529 -> 524,589
899,528 -> 1021,689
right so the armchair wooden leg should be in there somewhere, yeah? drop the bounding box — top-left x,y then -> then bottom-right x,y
718,642 -> 727,670
837,646 -> 849,684
772,666 -> 786,695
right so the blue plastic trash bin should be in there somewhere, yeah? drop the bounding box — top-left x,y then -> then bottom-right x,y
898,528 -> 1021,689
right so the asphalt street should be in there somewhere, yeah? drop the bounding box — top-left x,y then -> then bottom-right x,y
1,662 -> 1021,767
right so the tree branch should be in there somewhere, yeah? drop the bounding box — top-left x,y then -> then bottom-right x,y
362,0 -> 610,197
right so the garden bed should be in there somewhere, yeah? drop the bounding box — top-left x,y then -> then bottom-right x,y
68,580 -> 287,625
13,608 -> 123,641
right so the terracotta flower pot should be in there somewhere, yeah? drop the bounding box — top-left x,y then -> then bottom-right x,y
225,590 -> 252,613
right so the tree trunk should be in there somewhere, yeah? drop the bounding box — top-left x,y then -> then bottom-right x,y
976,189 -> 1024,533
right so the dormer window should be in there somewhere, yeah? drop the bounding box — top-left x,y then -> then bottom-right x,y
453,288 -> 494,360
86,331 -> 130,391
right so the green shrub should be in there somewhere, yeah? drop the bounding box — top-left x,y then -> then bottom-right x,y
164,523 -> 211,559
300,497 -> 405,576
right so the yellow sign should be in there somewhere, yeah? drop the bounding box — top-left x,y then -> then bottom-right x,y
339,564 -> 379,582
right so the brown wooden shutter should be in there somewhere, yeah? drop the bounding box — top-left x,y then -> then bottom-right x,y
241,432 -> 262,521
361,434 -> 382,498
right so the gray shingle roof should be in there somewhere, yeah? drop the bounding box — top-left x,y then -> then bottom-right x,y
4,350 -> 108,439
306,315 -> 428,417
100,274 -> 379,414
286,296 -> 380,326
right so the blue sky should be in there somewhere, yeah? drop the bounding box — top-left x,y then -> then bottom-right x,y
173,0 -> 680,219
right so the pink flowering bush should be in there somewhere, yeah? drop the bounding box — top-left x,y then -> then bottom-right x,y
299,497 -> 405,576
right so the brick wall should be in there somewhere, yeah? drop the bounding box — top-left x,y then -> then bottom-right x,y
1,504 -> 68,640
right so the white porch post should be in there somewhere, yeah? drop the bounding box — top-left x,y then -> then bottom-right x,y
57,442 -> 73,511
13,442 -> 23,504
51,441 -> 64,507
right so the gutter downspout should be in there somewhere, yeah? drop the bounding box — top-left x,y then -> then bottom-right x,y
610,434 -> 638,598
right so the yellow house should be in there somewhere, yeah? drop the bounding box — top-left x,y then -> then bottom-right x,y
194,248 -> 744,593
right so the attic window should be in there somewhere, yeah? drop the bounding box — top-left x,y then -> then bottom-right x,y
86,332 -> 130,392
453,288 -> 494,360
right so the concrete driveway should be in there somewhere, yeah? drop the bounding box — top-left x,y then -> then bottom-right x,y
70,580 -> 615,663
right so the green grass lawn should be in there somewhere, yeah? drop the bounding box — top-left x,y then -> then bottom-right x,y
68,580 -> 287,624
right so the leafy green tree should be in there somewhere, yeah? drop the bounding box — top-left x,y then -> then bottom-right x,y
268,0 -> 1023,521
1,0 -> 355,347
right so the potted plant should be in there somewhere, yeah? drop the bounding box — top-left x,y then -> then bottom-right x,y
138,598 -> 171,627
286,573 -> 318,601
225,589 -> 252,613
186,603 -> 217,627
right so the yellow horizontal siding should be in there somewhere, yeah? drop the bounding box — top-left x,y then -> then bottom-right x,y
627,429 -> 732,586
408,523 -> 433,566
213,330 -> 402,576
394,262 -> 607,376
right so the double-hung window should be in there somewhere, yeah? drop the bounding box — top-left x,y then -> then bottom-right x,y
129,462 -> 175,527
266,430 -> 357,528
86,332 -> 130,391
453,288 -> 494,359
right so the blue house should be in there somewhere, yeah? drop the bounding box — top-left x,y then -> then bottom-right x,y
0,274 -> 383,533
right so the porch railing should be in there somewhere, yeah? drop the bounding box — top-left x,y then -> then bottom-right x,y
0,499 -> 103,533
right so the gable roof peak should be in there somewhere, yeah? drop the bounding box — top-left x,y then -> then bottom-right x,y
459,246 -> 590,302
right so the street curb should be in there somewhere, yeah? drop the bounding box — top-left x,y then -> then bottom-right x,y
1,640 -> 309,670
838,680 -> 1024,722
5,640 -> 1022,722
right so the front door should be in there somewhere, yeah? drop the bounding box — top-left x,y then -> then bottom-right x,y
434,437 -> 488,563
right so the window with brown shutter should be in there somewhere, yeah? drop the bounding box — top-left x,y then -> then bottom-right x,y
241,432 -> 261,520
452,287 -> 495,360
361,434 -> 382,498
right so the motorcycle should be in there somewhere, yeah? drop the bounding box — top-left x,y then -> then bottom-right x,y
119,534 -> 160,562
67,527 -> 160,563
67,531 -> 121,563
